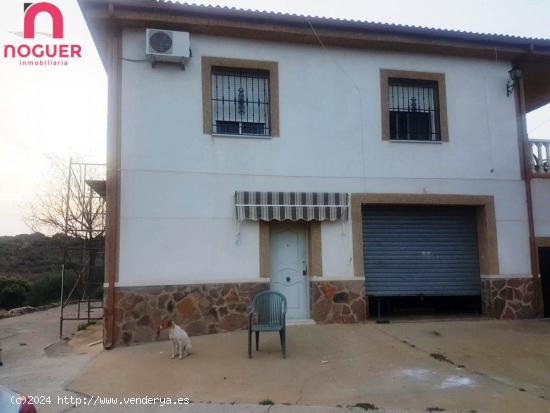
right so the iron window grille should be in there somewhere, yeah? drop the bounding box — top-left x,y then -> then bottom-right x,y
388,78 -> 441,141
211,67 -> 271,136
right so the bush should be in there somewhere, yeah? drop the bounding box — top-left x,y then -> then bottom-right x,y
0,270 -> 104,309
0,276 -> 31,309
26,271 -> 78,307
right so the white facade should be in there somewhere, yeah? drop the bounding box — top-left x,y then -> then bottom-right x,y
532,179 -> 550,237
116,28 -> 530,287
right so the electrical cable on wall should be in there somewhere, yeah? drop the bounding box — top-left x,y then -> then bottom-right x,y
305,17 -> 368,192
121,57 -> 149,63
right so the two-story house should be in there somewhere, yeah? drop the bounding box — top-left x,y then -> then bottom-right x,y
79,0 -> 550,347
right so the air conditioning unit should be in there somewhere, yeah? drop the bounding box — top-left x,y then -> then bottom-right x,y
145,29 -> 191,69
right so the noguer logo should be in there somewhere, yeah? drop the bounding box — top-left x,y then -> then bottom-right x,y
3,2 -> 82,66
23,2 -> 64,39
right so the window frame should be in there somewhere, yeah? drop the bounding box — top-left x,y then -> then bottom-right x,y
210,66 -> 271,137
380,69 -> 449,142
202,56 -> 279,137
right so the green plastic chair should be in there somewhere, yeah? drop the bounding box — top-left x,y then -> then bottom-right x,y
248,291 -> 287,358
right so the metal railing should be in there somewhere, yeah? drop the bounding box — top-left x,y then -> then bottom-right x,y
211,67 -> 271,137
389,78 -> 441,141
530,139 -> 550,174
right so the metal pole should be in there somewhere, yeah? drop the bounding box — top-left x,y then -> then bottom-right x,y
88,248 -> 92,323
59,264 -> 64,338
87,180 -> 93,323
60,158 -> 72,339
63,159 -> 72,236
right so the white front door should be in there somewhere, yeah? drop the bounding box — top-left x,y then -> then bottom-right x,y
270,223 -> 309,320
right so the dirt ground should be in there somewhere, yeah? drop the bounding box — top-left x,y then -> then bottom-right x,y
69,319 -> 550,413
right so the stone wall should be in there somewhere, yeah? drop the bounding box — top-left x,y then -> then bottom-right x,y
310,280 -> 367,323
107,277 -> 537,346
481,277 -> 538,319
112,282 -> 268,345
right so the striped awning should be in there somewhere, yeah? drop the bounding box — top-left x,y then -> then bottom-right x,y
235,191 -> 349,221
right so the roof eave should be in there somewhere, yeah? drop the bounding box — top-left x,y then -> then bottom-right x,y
78,0 -> 550,59
78,0 -> 550,111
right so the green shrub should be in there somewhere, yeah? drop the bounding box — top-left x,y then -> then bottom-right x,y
0,269 -> 104,309
0,276 -> 31,309
26,271 -> 78,307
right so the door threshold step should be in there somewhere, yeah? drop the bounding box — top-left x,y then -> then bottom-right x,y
286,319 -> 316,326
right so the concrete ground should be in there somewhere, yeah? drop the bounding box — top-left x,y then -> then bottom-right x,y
52,404 -> 407,413
3,308 -> 550,413
0,306 -> 387,413
377,319 -> 550,400
0,305 -> 103,413
69,319 -> 550,413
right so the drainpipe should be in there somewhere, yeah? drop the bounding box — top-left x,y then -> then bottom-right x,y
515,71 -> 543,316
103,23 -> 122,349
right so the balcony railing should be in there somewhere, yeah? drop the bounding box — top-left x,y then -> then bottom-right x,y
530,139 -> 550,175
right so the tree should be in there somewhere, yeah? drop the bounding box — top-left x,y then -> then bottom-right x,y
25,157 -> 105,241
25,158 -> 106,307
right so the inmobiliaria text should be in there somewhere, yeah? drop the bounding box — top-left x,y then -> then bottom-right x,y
4,43 -> 82,66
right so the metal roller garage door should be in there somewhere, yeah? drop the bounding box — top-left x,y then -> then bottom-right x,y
363,205 -> 481,296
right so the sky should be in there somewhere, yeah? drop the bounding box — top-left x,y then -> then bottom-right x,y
1,0 -> 550,235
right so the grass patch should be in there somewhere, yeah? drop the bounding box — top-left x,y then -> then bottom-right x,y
430,352 -> 454,365
431,330 -> 442,337
77,321 -> 97,331
426,408 -> 445,412
259,399 -> 274,405
354,402 -> 378,411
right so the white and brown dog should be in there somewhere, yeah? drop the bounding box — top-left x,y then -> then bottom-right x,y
157,319 -> 192,360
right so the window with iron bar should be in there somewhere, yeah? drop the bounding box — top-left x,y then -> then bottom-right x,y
389,78 -> 441,141
211,67 -> 271,136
